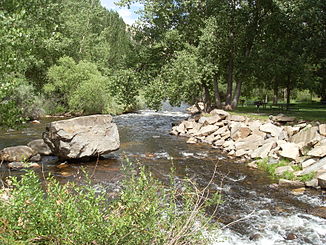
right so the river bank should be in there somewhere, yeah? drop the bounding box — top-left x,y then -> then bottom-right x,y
170,109 -> 326,190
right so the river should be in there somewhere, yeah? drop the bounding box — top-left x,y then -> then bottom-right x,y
0,107 -> 325,244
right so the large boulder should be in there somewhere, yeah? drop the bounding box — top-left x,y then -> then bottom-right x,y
0,146 -> 35,162
43,115 -> 120,159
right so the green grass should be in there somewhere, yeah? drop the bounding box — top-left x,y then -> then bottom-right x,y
234,102 -> 326,123
256,158 -> 315,182
0,162 -> 221,245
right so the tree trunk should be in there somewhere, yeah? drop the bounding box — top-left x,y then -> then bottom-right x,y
225,55 -> 234,106
286,76 -> 291,109
273,81 -> 279,104
213,75 -> 222,108
231,79 -> 242,109
203,84 -> 212,112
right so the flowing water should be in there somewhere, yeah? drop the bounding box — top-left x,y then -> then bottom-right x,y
0,107 -> 325,244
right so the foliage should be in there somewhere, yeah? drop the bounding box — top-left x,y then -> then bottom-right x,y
256,158 -> 290,178
110,69 -> 140,112
256,158 -> 315,182
45,56 -> 111,114
0,162 -> 221,244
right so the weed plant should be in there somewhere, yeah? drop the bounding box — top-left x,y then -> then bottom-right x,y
0,161 -> 221,244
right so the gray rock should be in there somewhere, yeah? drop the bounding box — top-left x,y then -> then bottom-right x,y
251,142 -> 275,159
231,126 -> 251,141
0,146 -> 35,162
290,126 -> 321,147
248,120 -> 262,132
307,145 -> 326,158
236,149 -> 250,157
279,179 -> 304,188
176,122 -> 186,134
210,109 -> 229,119
214,140 -> 225,146
301,159 -> 317,169
170,127 -> 179,136
259,123 -> 283,138
317,173 -> 326,188
229,115 -> 246,122
305,179 -> 319,188
235,134 -> 265,151
183,120 -> 197,129
275,166 -> 294,176
201,115 -> 222,125
319,124 -> 326,136
247,161 -> 259,169
8,161 -> 39,170
296,157 -> 326,176
215,126 -> 229,136
195,125 -> 219,136
186,137 -> 197,144
283,126 -> 295,137
43,115 -> 120,159
271,115 -> 295,123
187,123 -> 202,135
279,142 -> 300,160
27,139 -> 52,155
30,154 -> 41,162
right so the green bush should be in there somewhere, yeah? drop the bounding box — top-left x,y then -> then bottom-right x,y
10,79 -> 46,120
45,56 -> 111,114
0,74 -> 44,127
110,69 -> 140,112
0,162 -> 220,244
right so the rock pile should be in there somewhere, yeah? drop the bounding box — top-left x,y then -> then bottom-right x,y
170,109 -> 326,189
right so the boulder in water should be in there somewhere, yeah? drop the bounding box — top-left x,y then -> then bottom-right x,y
0,146 -> 35,162
27,139 -> 52,155
43,115 -> 120,160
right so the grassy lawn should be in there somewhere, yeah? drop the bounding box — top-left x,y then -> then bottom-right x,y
232,102 -> 326,123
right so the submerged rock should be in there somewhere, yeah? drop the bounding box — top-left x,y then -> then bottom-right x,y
43,115 -> 120,160
8,161 -> 40,170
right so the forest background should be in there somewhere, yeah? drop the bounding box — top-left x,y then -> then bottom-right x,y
0,0 -> 325,127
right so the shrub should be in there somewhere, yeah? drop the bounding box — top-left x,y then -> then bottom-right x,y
0,74 -> 44,127
110,69 -> 140,112
0,161 -> 221,244
45,56 -> 111,114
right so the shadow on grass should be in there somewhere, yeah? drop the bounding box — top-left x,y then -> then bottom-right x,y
233,102 -> 326,122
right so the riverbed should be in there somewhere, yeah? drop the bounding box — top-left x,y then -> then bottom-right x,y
0,108 -> 325,244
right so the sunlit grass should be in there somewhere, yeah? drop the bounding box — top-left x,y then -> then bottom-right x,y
233,102 -> 326,122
